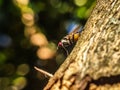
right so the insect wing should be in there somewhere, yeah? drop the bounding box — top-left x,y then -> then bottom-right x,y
66,22 -> 83,34
70,25 -> 83,34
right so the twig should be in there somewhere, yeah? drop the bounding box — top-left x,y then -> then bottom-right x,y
34,66 -> 53,78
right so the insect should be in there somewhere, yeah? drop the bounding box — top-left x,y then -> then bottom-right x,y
58,24 -> 83,55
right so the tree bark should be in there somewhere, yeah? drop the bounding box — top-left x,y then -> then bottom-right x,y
44,0 -> 120,90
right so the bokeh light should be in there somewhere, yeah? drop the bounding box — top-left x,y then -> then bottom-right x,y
30,33 -> 48,47
75,7 -> 87,19
74,0 -> 87,6
37,45 -> 56,60
58,2 -> 71,14
24,26 -> 37,37
16,63 -> 30,76
0,52 -> 7,64
0,34 -> 12,48
21,12 -> 34,26
12,77 -> 27,90
14,0 -> 29,6
50,0 -> 62,8
4,86 -> 18,90
3,63 -> 15,75
0,77 -> 10,89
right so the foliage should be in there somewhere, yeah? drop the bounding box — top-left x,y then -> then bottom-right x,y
0,0 -> 95,90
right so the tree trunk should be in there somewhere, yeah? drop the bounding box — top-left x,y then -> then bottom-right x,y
44,0 -> 120,89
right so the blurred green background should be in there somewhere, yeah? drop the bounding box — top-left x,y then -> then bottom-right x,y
0,0 -> 95,90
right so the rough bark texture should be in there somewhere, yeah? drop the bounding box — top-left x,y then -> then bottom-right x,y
44,0 -> 120,90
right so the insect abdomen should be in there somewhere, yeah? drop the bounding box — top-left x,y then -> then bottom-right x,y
68,32 -> 80,44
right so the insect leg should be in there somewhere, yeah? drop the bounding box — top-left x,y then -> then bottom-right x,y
62,45 -> 69,56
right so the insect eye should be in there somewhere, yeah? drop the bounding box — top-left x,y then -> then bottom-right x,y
58,42 -> 62,47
